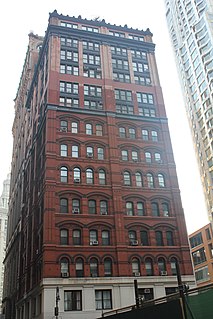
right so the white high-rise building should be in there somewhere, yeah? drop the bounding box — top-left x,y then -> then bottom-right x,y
0,174 -> 10,314
164,0 -> 213,221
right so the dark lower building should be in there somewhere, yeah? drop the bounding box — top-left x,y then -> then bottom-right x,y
2,10 -> 194,319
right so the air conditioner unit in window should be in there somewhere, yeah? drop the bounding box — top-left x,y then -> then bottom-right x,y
133,272 -> 140,276
132,159 -> 138,162
90,240 -> 99,245
61,272 -> 69,278
130,240 -> 138,246
144,289 -> 151,294
74,178 -> 80,183
160,271 -> 167,276
87,153 -> 93,158
60,127 -> 67,132
101,210 -> 108,215
72,208 -> 80,214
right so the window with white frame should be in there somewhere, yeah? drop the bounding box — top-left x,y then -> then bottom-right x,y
158,174 -> 165,187
60,144 -> 68,157
86,123 -> 93,135
71,122 -> 78,133
72,145 -> 79,158
123,171 -> 131,185
97,147 -> 104,160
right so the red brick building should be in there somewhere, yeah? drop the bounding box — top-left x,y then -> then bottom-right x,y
3,10 -> 194,319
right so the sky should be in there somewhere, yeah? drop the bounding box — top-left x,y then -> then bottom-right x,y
0,0 -> 209,233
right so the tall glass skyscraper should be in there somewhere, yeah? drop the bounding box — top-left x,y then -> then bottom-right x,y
165,0 -> 213,221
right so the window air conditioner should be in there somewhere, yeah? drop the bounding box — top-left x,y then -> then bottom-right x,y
160,271 -> 167,276
131,240 -> 138,246
87,153 -> 93,158
60,127 -> 67,132
133,272 -> 140,276
144,289 -> 151,294
101,210 -> 107,215
61,272 -> 69,278
74,178 -> 80,183
91,240 -> 99,245
132,158 -> 138,162
72,208 -> 80,214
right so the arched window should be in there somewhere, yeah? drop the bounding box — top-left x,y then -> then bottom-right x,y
135,172 -> 142,187
73,167 -> 81,183
126,201 -> 134,216
72,145 -> 79,158
96,124 -> 103,136
86,168 -> 94,184
99,169 -> 106,185
166,231 -> 174,246
60,198 -> 68,213
156,231 -> 164,246
88,200 -> 96,214
145,258 -> 153,276
145,152 -> 152,163
72,199 -> 80,214
151,130 -> 158,141
162,202 -> 170,217
132,151 -> 138,161
122,150 -> 128,161
71,121 -> 78,133
141,230 -> 149,246
90,230 -> 98,244
100,200 -> 108,215
129,128 -> 136,139
137,202 -> 144,215
154,153 -> 161,163
147,173 -> 154,188
60,166 -> 68,183
90,258 -> 98,277
170,257 -> 178,275
98,147 -> 104,160
60,229 -> 68,245
124,171 -> 131,185
158,257 -> 166,274
76,258 -> 84,277
119,127 -> 126,138
132,258 -> 140,275
60,120 -> 68,132
73,229 -> 81,245
60,258 -> 69,277
104,258 -> 112,276
87,146 -> 93,158
102,230 -> 110,245
151,202 -> 159,216
158,174 -> 165,187
142,129 -> 148,140
129,230 -> 137,245
60,144 -> 68,157
86,123 -> 92,135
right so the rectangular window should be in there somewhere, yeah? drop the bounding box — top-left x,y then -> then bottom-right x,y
95,290 -> 112,310
83,41 -> 100,51
61,37 -> 78,48
64,291 -> 82,311
83,53 -> 100,65
60,82 -> 78,94
137,92 -> 154,104
115,89 -> 132,101
60,50 -> 78,62
60,64 -> 79,75
189,232 -> 203,248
